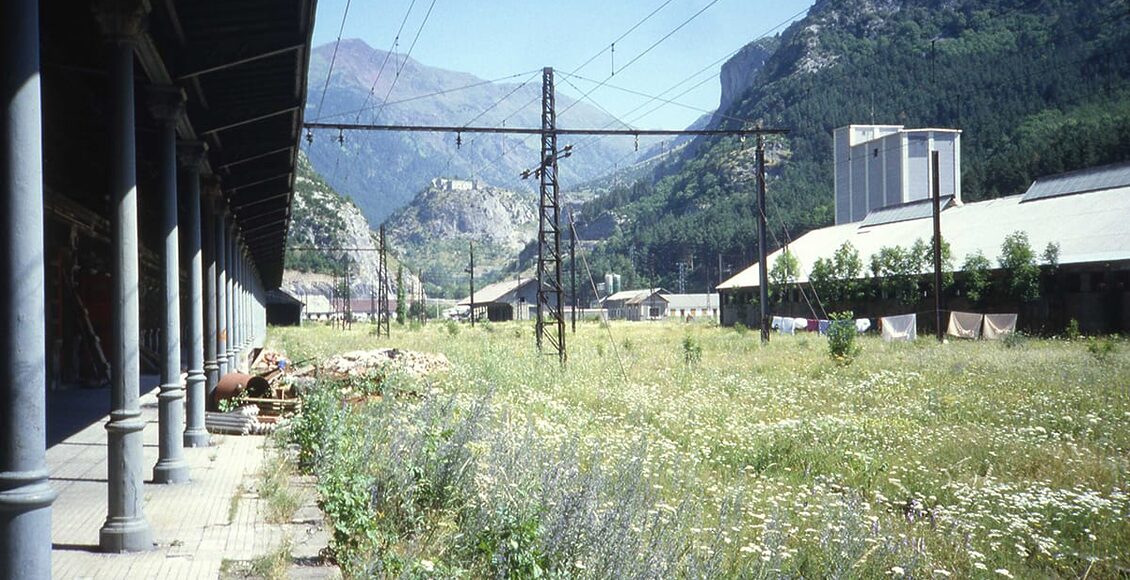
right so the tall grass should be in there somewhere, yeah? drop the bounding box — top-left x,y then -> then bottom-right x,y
271,321 -> 1130,578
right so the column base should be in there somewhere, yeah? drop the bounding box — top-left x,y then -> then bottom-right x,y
152,459 -> 190,484
99,516 -> 154,553
183,429 -> 210,448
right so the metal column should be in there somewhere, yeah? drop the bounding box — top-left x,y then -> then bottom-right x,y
756,134 -> 770,343
215,209 -> 229,378
98,4 -> 154,550
535,67 -> 566,363
225,221 -> 236,371
202,185 -> 219,401
0,0 -> 57,573
179,141 -> 209,447
148,86 -> 189,483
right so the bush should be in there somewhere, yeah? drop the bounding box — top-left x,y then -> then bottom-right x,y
826,311 -> 858,364
1087,336 -> 1116,361
682,335 -> 703,366
1002,331 -> 1028,349
1065,318 -> 1080,341
734,322 -> 749,335
445,319 -> 460,337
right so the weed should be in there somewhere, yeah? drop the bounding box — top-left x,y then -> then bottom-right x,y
1002,331 -> 1028,349
827,311 -> 859,364
248,540 -> 292,579
1065,318 -> 1081,340
445,320 -> 460,337
1086,336 -> 1116,361
259,450 -> 302,524
734,322 -> 749,335
228,483 -> 244,524
682,334 -> 703,366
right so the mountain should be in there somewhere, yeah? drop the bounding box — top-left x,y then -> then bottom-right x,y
302,39 -> 648,226
284,152 -> 419,301
384,178 -> 539,298
576,0 -> 1130,296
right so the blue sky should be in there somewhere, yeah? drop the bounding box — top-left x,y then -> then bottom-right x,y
311,0 -> 816,129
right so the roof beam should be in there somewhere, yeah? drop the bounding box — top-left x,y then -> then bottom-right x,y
226,171 -> 290,192
216,145 -> 293,170
199,100 -> 301,135
231,190 -> 289,210
176,38 -> 305,80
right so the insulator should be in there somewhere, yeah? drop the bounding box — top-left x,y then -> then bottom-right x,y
305,129 -> 313,145
456,132 -> 462,149
337,129 -> 344,145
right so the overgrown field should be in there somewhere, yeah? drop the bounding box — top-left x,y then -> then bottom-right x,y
268,321 -> 1129,578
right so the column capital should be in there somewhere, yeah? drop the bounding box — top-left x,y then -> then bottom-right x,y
177,140 -> 209,170
146,86 -> 186,126
93,0 -> 148,44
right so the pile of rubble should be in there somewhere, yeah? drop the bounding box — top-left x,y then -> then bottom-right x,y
320,348 -> 450,379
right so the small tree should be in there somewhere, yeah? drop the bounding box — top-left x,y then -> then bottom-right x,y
769,250 -> 800,303
832,241 -> 864,303
870,245 -> 919,305
1042,241 -> 1060,268
961,251 -> 992,304
809,257 -> 836,307
999,231 -> 1040,302
395,264 -> 407,324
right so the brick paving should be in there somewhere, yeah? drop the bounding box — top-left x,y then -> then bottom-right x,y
48,385 -> 331,579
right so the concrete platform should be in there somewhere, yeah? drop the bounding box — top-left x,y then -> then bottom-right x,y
48,382 -> 335,579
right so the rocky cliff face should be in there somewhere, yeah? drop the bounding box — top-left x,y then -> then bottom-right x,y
384,179 -> 539,297
284,152 -> 419,301
718,37 -> 778,114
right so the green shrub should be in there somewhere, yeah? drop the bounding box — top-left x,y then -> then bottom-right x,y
682,335 -> 703,366
1002,331 -> 1028,349
1087,336 -> 1116,361
826,311 -> 858,364
445,319 -> 460,337
1065,318 -> 1081,340
734,322 -> 749,335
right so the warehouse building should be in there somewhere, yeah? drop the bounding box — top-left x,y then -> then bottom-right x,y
719,162 -> 1130,334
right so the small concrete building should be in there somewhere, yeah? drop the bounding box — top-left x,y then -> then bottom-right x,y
602,289 -> 670,321
665,293 -> 720,320
458,277 -> 539,322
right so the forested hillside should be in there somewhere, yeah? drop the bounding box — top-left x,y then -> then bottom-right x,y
578,0 -> 1130,296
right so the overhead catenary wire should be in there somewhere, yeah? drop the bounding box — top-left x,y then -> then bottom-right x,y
312,0 -> 353,122
371,0 -> 440,123
354,0 -> 420,124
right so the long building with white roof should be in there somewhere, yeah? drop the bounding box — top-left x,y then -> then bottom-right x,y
718,162 -> 1130,333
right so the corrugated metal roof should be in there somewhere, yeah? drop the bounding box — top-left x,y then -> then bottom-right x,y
859,196 -> 955,227
1021,161 -> 1130,202
602,288 -> 668,304
458,278 -> 537,306
719,183 -> 1130,290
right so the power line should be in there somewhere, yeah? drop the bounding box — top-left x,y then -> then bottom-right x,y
312,0 -> 353,122
372,0 -> 440,123
557,0 -> 723,120
354,0 -> 419,124
568,0 -> 678,75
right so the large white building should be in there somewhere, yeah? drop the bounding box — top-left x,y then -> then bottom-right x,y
834,125 -> 962,224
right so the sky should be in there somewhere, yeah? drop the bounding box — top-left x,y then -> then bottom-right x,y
311,0 -> 816,130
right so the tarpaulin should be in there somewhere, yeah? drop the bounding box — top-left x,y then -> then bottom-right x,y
880,313 -> 917,341
947,311 -> 984,339
982,313 -> 1018,339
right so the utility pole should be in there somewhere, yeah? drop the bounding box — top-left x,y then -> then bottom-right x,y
757,133 -> 770,343
378,225 -> 390,337
467,241 -> 475,327
931,150 -> 944,343
535,67 -> 566,363
569,213 -> 578,333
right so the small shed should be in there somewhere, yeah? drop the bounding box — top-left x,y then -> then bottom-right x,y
266,289 -> 303,327
458,277 -> 540,322
602,289 -> 669,321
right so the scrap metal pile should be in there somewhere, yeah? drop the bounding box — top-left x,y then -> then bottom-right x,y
205,347 -> 450,435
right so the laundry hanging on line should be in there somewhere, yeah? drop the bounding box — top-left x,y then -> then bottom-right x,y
947,311 -> 984,339
880,313 -> 917,342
